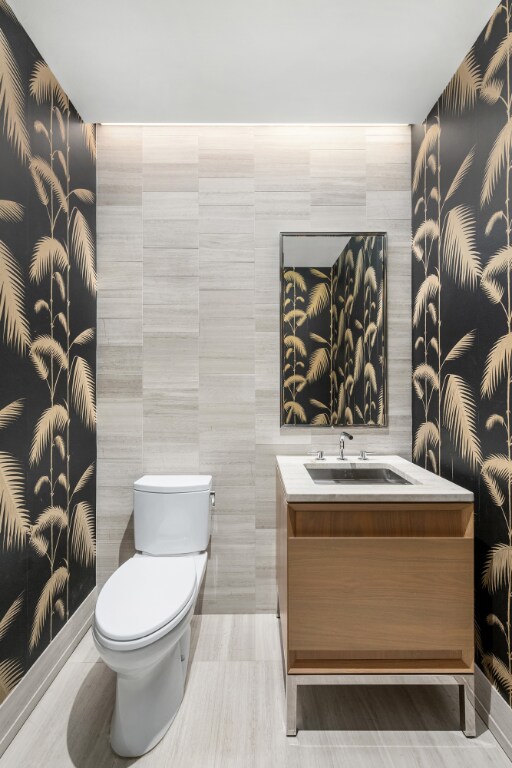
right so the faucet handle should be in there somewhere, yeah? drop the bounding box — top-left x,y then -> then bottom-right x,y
358,450 -> 375,461
308,450 -> 325,461
337,430 -> 354,461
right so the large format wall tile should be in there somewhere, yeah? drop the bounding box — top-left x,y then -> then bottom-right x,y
97,124 -> 412,612
96,125 -> 142,587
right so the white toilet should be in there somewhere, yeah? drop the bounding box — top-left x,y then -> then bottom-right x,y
93,474 -> 213,757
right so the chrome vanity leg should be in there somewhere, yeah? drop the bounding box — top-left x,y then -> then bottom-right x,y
457,675 -> 476,738
286,675 -> 298,736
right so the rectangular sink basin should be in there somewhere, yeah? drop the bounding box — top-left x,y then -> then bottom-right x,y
306,466 -> 412,486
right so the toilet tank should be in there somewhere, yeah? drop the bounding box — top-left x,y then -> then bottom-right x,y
133,475 -> 213,555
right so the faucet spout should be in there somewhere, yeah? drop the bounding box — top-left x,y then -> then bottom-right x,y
337,431 -> 353,461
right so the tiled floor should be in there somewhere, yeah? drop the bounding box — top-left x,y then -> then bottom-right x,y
2,615 -> 510,767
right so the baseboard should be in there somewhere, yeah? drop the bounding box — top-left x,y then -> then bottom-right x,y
475,665 -> 512,762
0,588 -> 97,758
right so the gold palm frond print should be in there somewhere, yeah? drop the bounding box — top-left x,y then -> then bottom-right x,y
0,28 -> 29,160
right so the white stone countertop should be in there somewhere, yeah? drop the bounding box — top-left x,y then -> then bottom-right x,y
276,454 -> 474,503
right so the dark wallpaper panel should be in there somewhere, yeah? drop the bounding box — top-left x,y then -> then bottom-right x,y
412,0 -> 512,708
0,5 -> 96,704
332,236 -> 385,426
282,267 -> 332,425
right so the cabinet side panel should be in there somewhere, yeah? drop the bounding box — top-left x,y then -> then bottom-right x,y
276,469 -> 288,668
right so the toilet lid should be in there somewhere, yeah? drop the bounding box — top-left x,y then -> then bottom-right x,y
134,475 -> 212,493
95,557 -> 197,641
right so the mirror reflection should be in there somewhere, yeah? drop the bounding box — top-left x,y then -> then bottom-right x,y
281,233 -> 387,427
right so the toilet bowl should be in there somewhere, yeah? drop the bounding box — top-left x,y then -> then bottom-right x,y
93,475 -> 213,757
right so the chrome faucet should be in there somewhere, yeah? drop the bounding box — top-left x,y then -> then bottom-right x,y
337,431 -> 353,461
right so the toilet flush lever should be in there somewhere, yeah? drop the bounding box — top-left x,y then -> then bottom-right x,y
210,492 -> 215,508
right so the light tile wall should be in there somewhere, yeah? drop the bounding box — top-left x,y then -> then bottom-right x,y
97,124 -> 412,612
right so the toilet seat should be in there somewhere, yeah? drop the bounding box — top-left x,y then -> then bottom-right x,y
95,555 -> 197,645
94,597 -> 194,652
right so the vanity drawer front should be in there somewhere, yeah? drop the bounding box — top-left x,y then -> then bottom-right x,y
288,502 -> 473,538
288,537 -> 473,654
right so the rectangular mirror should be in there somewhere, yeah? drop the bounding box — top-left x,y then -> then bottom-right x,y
280,232 -> 387,427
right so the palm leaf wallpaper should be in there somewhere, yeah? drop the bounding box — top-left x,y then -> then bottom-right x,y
412,0 -> 512,709
0,5 -> 96,704
281,235 -> 386,426
282,266 -> 331,425
332,236 -> 386,427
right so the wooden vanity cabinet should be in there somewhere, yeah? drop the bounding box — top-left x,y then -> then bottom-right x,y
276,474 -> 474,677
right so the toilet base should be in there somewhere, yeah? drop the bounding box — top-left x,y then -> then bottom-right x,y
93,552 -> 208,758
107,624 -> 192,757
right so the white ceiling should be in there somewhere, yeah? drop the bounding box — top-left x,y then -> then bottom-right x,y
283,235 -> 351,268
9,0 -> 498,124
